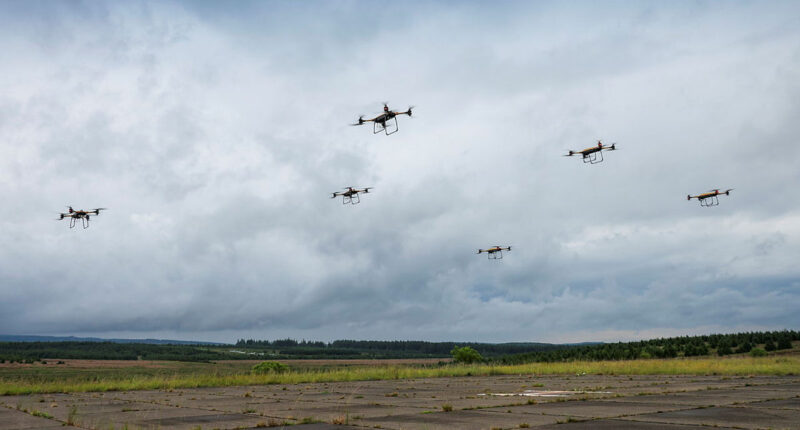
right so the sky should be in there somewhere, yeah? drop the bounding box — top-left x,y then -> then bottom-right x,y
1,1 -> 799,344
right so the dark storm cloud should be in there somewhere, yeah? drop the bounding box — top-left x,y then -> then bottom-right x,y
1,1 -> 799,343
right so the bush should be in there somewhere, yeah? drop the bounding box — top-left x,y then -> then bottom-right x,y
749,348 -> 767,357
251,361 -> 289,375
450,346 -> 483,364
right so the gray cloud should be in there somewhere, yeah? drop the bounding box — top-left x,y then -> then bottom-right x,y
1,1 -> 799,343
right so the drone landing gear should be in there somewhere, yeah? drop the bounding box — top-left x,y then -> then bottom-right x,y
374,117 -> 398,135
488,251 -> 503,260
583,151 -> 603,164
343,194 -> 361,205
699,196 -> 719,207
69,217 -> 90,228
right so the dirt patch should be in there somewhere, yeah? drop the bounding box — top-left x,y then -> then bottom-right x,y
214,358 -> 451,366
0,359 -> 176,369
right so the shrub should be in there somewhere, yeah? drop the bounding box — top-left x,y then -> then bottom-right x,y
451,346 -> 483,364
252,361 -> 289,375
749,348 -> 767,357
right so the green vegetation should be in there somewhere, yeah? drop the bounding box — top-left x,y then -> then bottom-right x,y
0,341 -> 234,362
30,409 -> 53,419
1,355 -> 798,395
496,330 -> 798,364
252,361 -> 289,374
451,346 -> 484,364
233,338 -> 562,359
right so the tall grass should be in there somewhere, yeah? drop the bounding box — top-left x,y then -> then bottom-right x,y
1,356 -> 797,395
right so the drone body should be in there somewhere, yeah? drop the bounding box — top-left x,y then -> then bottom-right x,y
331,187 -> 373,205
565,140 -> 617,164
352,103 -> 413,135
477,246 -> 511,260
687,189 -> 733,207
58,206 -> 107,229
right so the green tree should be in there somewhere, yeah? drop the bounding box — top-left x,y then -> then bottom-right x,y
450,346 -> 483,364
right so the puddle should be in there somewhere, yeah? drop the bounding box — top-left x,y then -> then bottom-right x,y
479,390 -> 611,397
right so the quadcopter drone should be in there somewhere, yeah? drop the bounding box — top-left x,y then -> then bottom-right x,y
57,206 -> 107,229
564,140 -> 617,164
687,189 -> 733,207
477,246 -> 511,260
351,103 -> 413,135
331,187 -> 373,205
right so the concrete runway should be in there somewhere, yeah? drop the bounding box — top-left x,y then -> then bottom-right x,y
1,374 -> 798,429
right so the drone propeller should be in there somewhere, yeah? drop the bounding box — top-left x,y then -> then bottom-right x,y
350,115 -> 365,126
724,188 -> 734,195
406,105 -> 414,116
93,208 -> 107,212
564,150 -> 575,156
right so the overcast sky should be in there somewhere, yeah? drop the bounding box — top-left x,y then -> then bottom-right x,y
1,1 -> 798,344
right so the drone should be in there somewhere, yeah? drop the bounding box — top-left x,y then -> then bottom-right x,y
477,246 -> 511,260
57,206 -> 107,229
331,187 -> 373,205
687,189 -> 733,207
351,103 -> 413,135
564,140 -> 617,164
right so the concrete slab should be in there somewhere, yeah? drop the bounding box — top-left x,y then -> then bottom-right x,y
535,418 -> 703,429
481,399 -> 694,419
356,409 -> 566,430
620,406 -> 800,429
0,406 -> 82,430
745,397 -> 800,411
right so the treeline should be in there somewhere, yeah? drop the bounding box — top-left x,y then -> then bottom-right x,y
234,338 -> 566,358
0,342 -> 235,363
496,330 -> 798,364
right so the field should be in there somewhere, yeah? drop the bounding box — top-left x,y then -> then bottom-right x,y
1,372 -> 798,429
2,354 -> 799,428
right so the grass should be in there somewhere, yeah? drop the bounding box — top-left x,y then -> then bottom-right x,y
1,356 -> 798,395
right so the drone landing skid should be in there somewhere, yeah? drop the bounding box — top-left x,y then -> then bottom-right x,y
699,196 -> 720,207
488,251 -> 503,260
68,218 -> 90,229
583,151 -> 604,164
374,117 -> 398,135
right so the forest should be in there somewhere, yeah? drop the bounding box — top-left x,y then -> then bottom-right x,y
0,330 -> 795,363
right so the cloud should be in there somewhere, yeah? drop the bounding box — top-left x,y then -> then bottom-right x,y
0,1 -> 798,343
